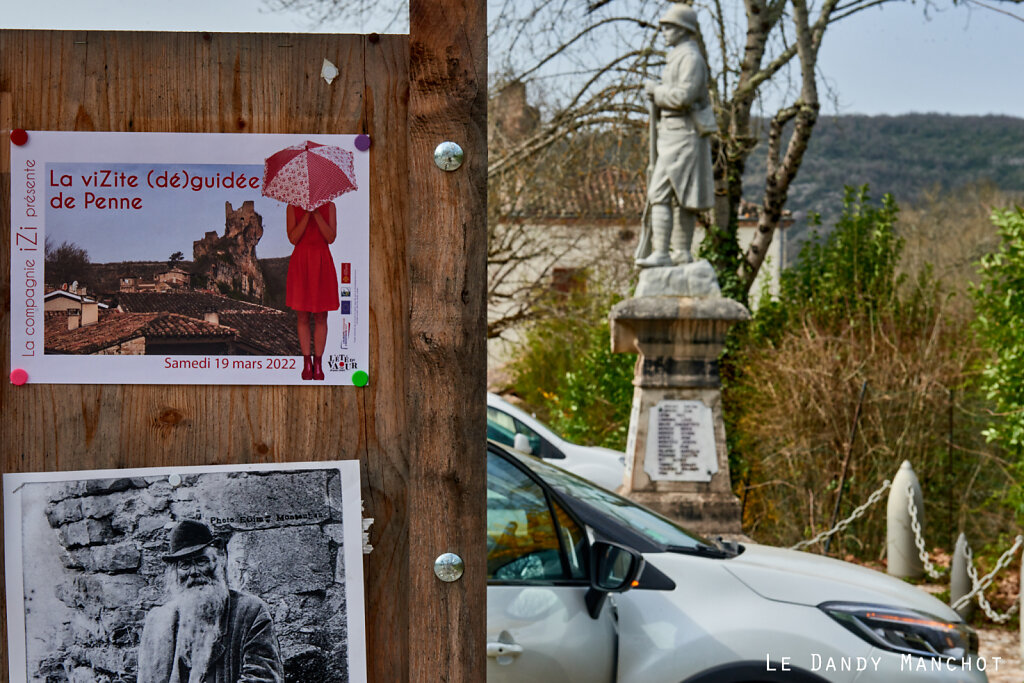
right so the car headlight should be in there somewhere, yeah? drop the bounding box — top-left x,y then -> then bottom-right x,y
820,602 -> 979,660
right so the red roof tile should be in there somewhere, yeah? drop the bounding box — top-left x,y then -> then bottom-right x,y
48,291 -> 303,356
117,291 -> 276,316
218,312 -> 301,356
45,312 -> 235,355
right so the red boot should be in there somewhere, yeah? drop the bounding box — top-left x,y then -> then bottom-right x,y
312,355 -> 325,381
301,355 -> 313,381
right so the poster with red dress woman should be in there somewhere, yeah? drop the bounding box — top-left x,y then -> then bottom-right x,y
9,132 -> 369,386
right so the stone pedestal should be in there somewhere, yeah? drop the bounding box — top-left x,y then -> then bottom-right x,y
610,269 -> 749,537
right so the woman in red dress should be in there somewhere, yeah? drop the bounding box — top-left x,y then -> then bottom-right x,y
286,201 -> 339,380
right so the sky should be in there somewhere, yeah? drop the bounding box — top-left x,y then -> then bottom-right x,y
44,162 -> 295,262
3,0 -> 1021,116
815,0 -> 1023,117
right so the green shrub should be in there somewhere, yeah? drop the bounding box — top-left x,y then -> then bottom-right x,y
507,284 -> 634,450
971,207 -> 1024,450
971,207 -> 1024,521
748,186 -> 904,345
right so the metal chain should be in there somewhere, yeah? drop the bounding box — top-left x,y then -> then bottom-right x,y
951,536 -> 1023,623
906,483 -> 943,580
790,480 -> 891,551
787,473 -> 1022,623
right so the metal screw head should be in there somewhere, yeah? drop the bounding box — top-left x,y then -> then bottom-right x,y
433,141 -> 464,171
433,552 -> 465,582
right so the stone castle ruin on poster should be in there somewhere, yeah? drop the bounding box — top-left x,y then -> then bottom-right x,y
28,470 -> 351,682
192,201 -> 267,301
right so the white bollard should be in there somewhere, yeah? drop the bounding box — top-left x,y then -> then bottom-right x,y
950,532 -> 974,620
886,460 -> 924,578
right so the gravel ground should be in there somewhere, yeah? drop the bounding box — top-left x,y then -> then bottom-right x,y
977,628 -> 1022,683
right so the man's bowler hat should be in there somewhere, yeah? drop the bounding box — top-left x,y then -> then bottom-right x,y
162,520 -> 215,562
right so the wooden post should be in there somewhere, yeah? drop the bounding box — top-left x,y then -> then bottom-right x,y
0,10 -> 487,681
407,0 -> 487,681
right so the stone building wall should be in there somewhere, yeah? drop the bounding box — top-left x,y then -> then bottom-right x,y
31,469 -> 350,682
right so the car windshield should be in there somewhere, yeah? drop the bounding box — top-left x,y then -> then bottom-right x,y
516,453 -> 711,551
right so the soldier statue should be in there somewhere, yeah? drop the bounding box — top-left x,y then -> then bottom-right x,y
636,3 -> 716,268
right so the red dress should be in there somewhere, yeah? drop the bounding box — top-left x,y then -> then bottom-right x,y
286,204 -> 340,312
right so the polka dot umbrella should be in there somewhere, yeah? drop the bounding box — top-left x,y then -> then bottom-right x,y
261,140 -> 357,211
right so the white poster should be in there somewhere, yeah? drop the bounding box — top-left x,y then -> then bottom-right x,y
4,460 -> 367,683
644,399 -> 719,482
9,131 -> 370,385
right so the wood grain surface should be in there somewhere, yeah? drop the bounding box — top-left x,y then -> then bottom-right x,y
1,23 -> 485,682
407,0 -> 488,680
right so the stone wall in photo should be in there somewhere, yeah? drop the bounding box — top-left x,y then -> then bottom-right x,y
31,470 -> 349,683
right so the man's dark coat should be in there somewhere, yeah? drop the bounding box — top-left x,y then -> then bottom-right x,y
137,589 -> 284,683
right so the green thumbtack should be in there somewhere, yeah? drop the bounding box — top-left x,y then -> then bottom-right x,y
352,370 -> 369,387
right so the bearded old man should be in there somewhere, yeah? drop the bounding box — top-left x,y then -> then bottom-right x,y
137,520 -> 284,683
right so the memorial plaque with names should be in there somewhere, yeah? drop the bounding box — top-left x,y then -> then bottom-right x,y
644,400 -> 718,482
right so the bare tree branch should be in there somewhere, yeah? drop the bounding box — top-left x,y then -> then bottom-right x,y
264,0 -> 1018,320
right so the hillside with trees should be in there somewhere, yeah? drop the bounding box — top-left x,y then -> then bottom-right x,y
744,114 -> 1024,258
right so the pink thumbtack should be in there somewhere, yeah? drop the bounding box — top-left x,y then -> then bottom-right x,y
10,129 -> 28,146
354,134 -> 371,151
10,368 -> 28,385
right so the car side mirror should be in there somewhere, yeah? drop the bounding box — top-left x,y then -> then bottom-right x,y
585,541 -> 645,619
513,433 -> 533,455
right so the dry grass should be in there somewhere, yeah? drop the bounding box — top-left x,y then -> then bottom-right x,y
727,300 -> 1013,557
898,182 -> 1024,299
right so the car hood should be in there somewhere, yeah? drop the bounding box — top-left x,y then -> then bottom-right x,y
553,442 -> 627,490
591,446 -> 628,462
561,442 -> 626,464
723,543 -> 961,621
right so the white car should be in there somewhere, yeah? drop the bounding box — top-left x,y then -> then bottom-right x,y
486,392 -> 626,490
487,442 -> 991,683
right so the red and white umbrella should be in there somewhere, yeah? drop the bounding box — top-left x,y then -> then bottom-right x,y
261,140 -> 357,211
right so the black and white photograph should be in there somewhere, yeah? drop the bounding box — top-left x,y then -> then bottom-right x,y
3,461 -> 366,683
